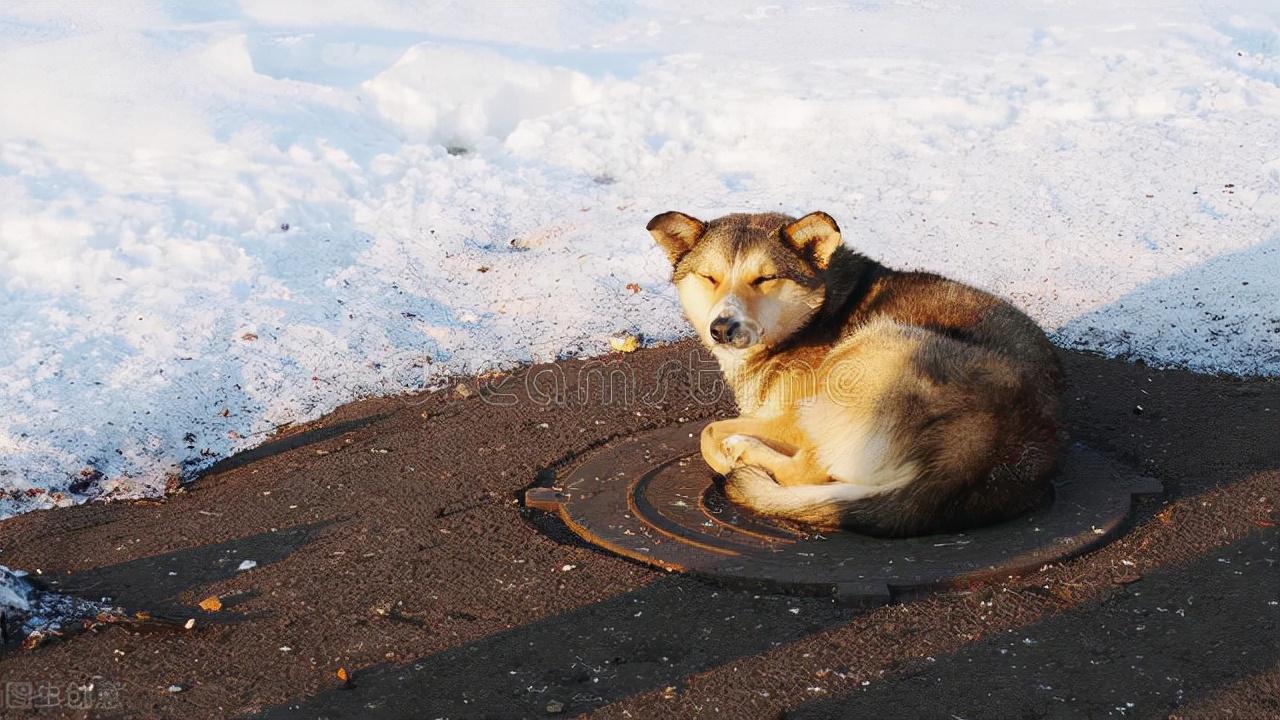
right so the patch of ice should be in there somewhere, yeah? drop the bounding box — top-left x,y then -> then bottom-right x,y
0,566 -> 120,643
0,567 -> 31,612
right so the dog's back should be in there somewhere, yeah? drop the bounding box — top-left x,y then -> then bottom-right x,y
819,261 -> 1065,535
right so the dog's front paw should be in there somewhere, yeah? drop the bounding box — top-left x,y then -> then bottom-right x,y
722,434 -> 765,465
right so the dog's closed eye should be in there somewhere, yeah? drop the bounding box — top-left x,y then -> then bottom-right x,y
751,275 -> 780,289
698,273 -> 721,287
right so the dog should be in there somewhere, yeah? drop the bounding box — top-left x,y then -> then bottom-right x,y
648,211 -> 1065,537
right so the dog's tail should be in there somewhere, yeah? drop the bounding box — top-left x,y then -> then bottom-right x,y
725,461 -> 1056,538
724,465 -> 887,530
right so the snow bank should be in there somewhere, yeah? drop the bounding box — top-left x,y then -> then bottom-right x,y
0,2 -> 1277,521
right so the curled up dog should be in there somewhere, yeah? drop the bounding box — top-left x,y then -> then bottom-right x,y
648,211 -> 1065,537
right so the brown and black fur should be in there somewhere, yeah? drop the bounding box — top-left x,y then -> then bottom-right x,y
649,211 -> 1065,537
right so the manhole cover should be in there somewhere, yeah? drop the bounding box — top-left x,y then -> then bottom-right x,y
526,421 -> 1162,605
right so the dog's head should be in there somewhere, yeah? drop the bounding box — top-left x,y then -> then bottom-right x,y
648,211 -> 842,353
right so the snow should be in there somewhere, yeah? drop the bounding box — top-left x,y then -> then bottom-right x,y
0,565 -> 119,642
0,4 -> 1276,533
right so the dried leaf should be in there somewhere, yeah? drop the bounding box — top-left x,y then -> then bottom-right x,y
199,596 -> 222,612
608,333 -> 640,353
337,667 -> 348,682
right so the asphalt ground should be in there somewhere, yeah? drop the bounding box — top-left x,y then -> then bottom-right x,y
0,341 -> 1276,719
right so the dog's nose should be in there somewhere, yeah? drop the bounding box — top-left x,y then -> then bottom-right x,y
710,316 -> 739,345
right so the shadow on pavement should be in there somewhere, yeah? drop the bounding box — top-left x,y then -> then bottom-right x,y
258,573 -> 862,718
789,528 -> 1280,719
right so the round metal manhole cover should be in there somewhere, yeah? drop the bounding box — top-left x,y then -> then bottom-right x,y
526,421 -> 1162,605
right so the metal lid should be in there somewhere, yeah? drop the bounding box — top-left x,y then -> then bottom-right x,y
526,421 -> 1161,606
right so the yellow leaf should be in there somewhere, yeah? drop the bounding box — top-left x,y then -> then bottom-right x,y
199,596 -> 222,612
337,668 -> 348,682
609,332 -> 640,353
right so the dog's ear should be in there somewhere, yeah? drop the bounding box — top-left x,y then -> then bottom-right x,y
647,212 -> 706,265
781,212 -> 842,270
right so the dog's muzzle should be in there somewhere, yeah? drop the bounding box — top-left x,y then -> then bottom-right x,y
709,313 -> 760,349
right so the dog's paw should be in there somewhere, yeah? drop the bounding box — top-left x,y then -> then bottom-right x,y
722,434 -> 765,464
